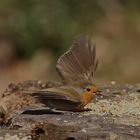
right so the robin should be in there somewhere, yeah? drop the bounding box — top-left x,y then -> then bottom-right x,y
0,35 -> 99,124
25,35 -> 98,111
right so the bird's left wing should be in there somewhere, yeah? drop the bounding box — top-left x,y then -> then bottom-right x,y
22,87 -> 82,103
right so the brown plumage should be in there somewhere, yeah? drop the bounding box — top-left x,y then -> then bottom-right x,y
0,35 -> 98,124
56,35 -> 98,83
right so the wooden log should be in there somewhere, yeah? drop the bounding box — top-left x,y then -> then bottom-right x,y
0,82 -> 139,140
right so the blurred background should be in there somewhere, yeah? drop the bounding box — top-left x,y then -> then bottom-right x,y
0,0 -> 140,92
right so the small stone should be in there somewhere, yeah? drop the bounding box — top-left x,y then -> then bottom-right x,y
100,95 -> 104,98
130,130 -> 134,133
41,84 -> 46,88
81,128 -> 87,132
122,89 -> 126,93
111,81 -> 116,85
106,89 -> 110,93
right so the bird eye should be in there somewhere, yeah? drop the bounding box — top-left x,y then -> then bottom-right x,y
86,88 -> 91,92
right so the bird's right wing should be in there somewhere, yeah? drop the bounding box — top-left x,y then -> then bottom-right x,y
56,35 -> 98,84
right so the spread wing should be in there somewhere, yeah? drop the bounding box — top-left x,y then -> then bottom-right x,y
23,87 -> 82,103
21,87 -> 83,111
56,35 -> 98,83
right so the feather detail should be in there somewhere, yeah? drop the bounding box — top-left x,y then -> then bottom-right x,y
22,87 -> 82,103
20,87 -> 83,111
56,35 -> 98,84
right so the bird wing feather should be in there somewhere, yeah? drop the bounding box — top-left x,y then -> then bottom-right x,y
56,35 -> 98,84
22,87 -> 82,103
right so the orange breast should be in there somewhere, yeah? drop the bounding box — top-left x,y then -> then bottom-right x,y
81,92 -> 94,106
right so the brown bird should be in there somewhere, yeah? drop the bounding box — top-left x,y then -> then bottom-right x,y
0,35 -> 98,124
